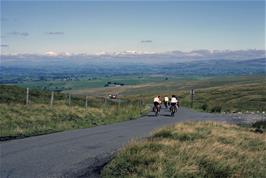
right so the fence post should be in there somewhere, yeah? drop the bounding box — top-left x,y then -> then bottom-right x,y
68,94 -> 71,106
85,96 -> 88,108
50,91 -> 54,107
26,88 -> 29,105
139,100 -> 142,114
191,89 -> 195,108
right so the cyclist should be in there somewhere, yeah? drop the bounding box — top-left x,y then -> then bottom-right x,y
170,95 -> 178,115
153,96 -> 161,113
164,96 -> 169,109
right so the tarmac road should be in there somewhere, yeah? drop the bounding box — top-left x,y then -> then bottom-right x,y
1,107 -> 233,178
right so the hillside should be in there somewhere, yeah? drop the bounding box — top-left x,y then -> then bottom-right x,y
0,85 -> 148,140
72,75 -> 266,113
1,75 -> 265,140
102,121 -> 266,178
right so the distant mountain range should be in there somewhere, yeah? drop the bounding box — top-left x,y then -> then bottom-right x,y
2,49 -> 265,62
1,57 -> 265,84
158,58 -> 266,76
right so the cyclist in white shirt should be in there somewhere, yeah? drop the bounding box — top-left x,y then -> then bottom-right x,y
170,95 -> 178,109
164,96 -> 169,109
153,96 -> 161,112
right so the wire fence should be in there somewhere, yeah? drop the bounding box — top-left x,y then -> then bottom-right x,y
3,87 -> 146,110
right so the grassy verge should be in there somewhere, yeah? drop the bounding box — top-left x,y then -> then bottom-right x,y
102,121 -> 266,178
0,85 -> 149,140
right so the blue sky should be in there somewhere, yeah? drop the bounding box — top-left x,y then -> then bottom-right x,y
1,1 -> 265,55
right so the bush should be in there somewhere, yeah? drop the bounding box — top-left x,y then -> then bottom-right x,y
210,105 -> 222,113
252,120 -> 266,129
201,103 -> 208,111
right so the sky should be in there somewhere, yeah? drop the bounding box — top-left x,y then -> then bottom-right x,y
0,1 -> 265,55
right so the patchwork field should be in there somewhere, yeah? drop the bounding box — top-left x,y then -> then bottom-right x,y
16,75 -> 188,91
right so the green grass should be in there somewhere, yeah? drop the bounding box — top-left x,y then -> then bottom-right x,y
17,75 -> 183,91
1,75 -> 265,139
102,121 -> 266,178
99,75 -> 266,113
0,103 -> 149,140
0,85 -> 149,140
180,79 -> 266,112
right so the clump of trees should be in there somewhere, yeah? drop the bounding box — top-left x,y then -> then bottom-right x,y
104,81 -> 125,87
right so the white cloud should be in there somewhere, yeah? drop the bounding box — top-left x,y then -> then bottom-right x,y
46,32 -> 64,35
45,51 -> 58,56
45,51 -> 72,57
0,44 -> 9,48
8,32 -> 29,36
140,40 -> 153,43
1,49 -> 265,61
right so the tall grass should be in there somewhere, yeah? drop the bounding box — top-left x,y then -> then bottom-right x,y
102,121 -> 266,178
0,85 -> 149,140
0,103 -> 149,140
118,75 -> 266,113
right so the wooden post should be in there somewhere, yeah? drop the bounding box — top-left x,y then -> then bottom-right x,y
68,94 -> 71,106
50,91 -> 54,107
85,96 -> 88,108
139,100 -> 142,114
191,89 -> 195,108
26,88 -> 29,105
